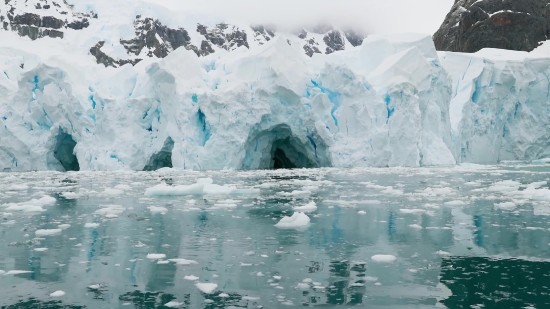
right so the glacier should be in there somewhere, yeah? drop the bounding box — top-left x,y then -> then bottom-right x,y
1,2 -> 550,171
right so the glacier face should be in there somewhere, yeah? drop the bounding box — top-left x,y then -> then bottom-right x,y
2,0 -> 550,171
0,31 -> 457,171
440,48 -> 550,164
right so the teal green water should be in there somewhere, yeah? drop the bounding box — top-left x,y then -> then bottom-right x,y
1,164 -> 550,308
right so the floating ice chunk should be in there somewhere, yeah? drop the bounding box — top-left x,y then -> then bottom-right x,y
371,255 -> 397,263
494,202 -> 516,210
35,229 -> 62,236
408,224 -> 423,229
273,276 -> 282,280
364,276 -> 378,282
164,301 -> 184,308
358,211 -> 366,215
380,187 -> 403,195
363,200 -> 381,205
95,205 -> 125,217
527,181 -> 547,189
184,275 -> 199,280
4,270 -> 32,275
293,201 -> 317,212
84,223 -> 99,228
275,212 -> 310,229
147,253 -> 166,260
50,291 -> 66,297
399,209 -> 426,214
243,296 -> 260,301
103,188 -> 124,196
145,183 -> 205,196
114,184 -> 132,190
168,258 -> 198,265
219,293 -> 230,297
88,284 -> 102,290
296,283 -> 310,290
5,204 -> 45,212
436,250 -> 450,256
148,206 -> 168,214
0,270 -> 4,275
157,260 -> 169,264
278,190 -> 311,197
256,272 -> 264,277
61,192 -> 79,199
34,248 -> 48,252
195,282 -> 217,294
8,184 -> 28,191
29,196 -> 56,206
444,200 -> 468,206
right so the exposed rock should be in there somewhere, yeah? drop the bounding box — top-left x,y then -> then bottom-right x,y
251,24 -> 275,45
303,38 -> 321,57
90,41 -> 142,68
434,0 -> 550,52
120,16 -> 193,58
197,23 -> 249,51
344,30 -> 364,47
323,30 -> 345,54
0,0 -> 96,40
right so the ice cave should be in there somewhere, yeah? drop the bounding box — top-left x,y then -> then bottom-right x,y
242,124 -> 330,170
143,137 -> 174,171
53,129 -> 80,171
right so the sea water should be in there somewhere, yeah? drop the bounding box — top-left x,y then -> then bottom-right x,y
1,163 -> 550,308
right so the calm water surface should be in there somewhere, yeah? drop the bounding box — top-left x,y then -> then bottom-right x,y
1,164 -> 550,308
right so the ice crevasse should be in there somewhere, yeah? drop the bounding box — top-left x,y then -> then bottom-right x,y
0,31 -> 545,171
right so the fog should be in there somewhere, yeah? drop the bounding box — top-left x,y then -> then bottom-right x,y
144,0 -> 454,34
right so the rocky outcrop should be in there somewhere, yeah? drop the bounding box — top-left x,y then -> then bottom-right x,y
0,0 -> 96,40
90,41 -> 142,68
433,0 -> 550,52
197,23 -> 249,54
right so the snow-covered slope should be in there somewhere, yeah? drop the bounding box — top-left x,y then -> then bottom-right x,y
0,0 -> 548,171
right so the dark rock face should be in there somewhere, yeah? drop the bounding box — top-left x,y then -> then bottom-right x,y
323,30 -> 345,54
197,23 -> 249,53
120,17 -> 193,58
90,41 -> 142,68
344,30 -> 365,47
251,25 -> 275,45
434,0 -> 550,53
0,0 -> 96,40
303,38 -> 321,57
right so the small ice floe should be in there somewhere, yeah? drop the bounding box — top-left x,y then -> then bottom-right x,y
157,260 -> 169,264
242,296 -> 260,301
4,270 -> 32,275
494,202 -> 516,210
380,187 -> 403,196
147,253 -> 166,260
296,283 -> 310,290
278,190 -> 312,198
293,201 -> 317,212
436,250 -> 451,256
184,275 -> 199,281
371,255 -> 397,263
408,224 -> 423,229
164,301 -> 184,308
444,200 -> 468,206
61,192 -> 79,199
275,212 -> 310,229
358,211 -> 366,215
50,291 -> 66,297
95,205 -> 125,217
144,178 -> 259,197
8,184 -> 29,191
34,248 -> 48,252
114,184 -> 132,191
195,282 -> 217,294
399,209 -> 426,214
148,206 -> 168,214
58,224 -> 71,229
84,223 -> 99,228
168,258 -> 198,265
364,276 -> 378,282
35,229 -> 62,236
103,188 -> 124,196
88,284 -> 103,290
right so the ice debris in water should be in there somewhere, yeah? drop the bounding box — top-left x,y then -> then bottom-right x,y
292,201 -> 317,212
275,212 -> 310,229
35,229 -> 62,236
2,196 -> 56,213
195,282 -> 218,293
408,224 -> 423,229
84,223 -> 99,228
358,210 -> 366,215
164,301 -> 184,308
371,255 -> 397,263
4,270 -> 32,275
147,253 -> 166,260
50,291 -> 66,297
148,206 -> 168,214
144,178 -> 259,196
168,258 -> 198,265
94,205 -> 125,217
184,275 -> 199,280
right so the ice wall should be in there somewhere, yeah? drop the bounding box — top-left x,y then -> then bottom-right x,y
440,49 -> 550,164
0,34 -> 456,171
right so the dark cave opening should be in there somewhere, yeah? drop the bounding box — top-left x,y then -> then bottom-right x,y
143,137 -> 174,171
273,148 -> 297,169
53,129 -> 80,171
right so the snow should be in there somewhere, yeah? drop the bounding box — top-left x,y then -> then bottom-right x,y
195,282 -> 218,293
274,212 -> 311,229
371,254 -> 397,263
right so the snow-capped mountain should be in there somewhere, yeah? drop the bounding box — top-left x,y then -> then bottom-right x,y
433,0 -> 550,52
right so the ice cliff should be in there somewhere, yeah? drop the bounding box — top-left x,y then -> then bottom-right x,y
0,0 -> 549,171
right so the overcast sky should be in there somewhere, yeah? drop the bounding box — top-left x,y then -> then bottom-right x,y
144,0 -> 455,34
